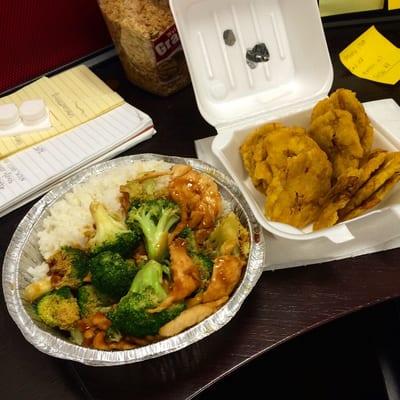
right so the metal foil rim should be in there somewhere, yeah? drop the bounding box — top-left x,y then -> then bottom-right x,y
3,154 -> 265,366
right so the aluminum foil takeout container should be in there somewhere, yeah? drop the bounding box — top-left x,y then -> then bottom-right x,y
170,0 -> 400,243
2,154 -> 265,366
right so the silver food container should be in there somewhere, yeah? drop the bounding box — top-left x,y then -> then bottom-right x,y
2,154 -> 265,366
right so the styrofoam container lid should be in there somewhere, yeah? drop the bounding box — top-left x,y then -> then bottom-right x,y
170,0 -> 333,128
172,0 -> 400,243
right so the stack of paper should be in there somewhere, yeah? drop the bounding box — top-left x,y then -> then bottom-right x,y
0,66 -> 155,217
0,65 -> 125,158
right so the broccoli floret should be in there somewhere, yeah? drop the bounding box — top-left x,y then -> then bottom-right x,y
120,175 -> 169,202
48,246 -> 89,289
105,326 -> 123,343
109,260 -> 185,337
89,251 -> 139,298
205,212 -> 250,259
88,201 -> 141,256
69,327 -> 84,345
77,285 -> 114,318
179,228 -> 213,287
36,287 -> 80,330
179,227 -> 198,253
192,253 -> 213,287
127,199 -> 180,262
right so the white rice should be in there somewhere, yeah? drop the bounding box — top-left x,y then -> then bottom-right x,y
37,160 -> 171,261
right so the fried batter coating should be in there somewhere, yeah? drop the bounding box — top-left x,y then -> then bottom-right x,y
309,109 -> 364,179
311,88 -> 374,153
313,170 -> 360,230
339,152 -> 400,219
340,172 -> 400,221
265,147 -> 332,228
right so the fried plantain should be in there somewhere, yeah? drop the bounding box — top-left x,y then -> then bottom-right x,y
339,152 -> 400,218
313,170 -> 360,230
340,172 -> 400,221
240,122 -> 283,191
309,109 -> 364,180
265,147 -> 332,228
311,88 -> 374,153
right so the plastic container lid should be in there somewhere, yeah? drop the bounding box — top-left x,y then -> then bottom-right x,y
0,103 -> 20,129
19,99 -> 47,125
170,0 -> 333,129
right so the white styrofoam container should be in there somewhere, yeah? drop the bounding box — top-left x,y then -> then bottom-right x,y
170,0 -> 400,243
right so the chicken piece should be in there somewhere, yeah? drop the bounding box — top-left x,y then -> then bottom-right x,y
158,297 -> 228,337
339,152 -> 400,219
311,88 -> 374,153
23,276 -> 52,302
168,165 -> 222,238
309,109 -> 364,180
340,172 -> 400,221
201,255 -> 245,303
265,147 -> 332,228
313,170 -> 360,231
150,238 -> 200,312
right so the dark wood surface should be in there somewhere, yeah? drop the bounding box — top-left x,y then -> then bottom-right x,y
1,21 -> 400,400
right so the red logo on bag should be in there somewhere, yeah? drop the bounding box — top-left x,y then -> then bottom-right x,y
152,25 -> 182,62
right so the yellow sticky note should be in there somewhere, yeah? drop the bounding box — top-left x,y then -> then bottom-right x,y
319,0 -> 384,17
339,26 -> 400,85
0,65 -> 124,159
388,0 -> 400,10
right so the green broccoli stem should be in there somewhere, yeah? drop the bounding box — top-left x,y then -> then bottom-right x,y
136,208 -> 178,262
130,260 -> 167,302
109,259 -> 185,337
91,202 -> 128,242
89,201 -> 139,256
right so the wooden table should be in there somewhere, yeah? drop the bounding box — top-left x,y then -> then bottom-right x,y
1,21 -> 399,400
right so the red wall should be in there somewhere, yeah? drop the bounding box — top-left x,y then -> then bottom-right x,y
0,0 -> 112,93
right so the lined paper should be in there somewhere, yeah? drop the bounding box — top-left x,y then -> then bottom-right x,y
0,103 -> 154,217
0,65 -> 124,158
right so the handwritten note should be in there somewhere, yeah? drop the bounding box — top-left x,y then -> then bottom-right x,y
388,0 -> 400,10
0,65 -> 124,159
339,26 -> 400,85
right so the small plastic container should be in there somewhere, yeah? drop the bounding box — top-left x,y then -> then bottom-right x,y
170,0 -> 400,243
98,0 -> 191,96
0,99 -> 51,136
